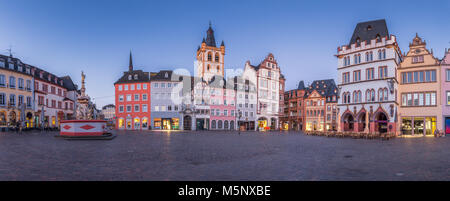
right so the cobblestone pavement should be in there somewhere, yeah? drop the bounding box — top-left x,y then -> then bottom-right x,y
0,130 -> 449,181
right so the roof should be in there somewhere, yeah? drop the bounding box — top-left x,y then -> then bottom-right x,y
60,76 -> 78,91
102,104 -> 115,110
297,81 -> 305,90
304,79 -> 338,102
114,69 -> 150,84
205,23 -> 216,47
150,70 -> 183,82
349,19 -> 389,45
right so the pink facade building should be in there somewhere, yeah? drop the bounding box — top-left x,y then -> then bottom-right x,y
441,49 -> 450,134
209,78 -> 237,130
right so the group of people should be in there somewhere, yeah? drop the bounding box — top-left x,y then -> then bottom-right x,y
434,129 -> 445,137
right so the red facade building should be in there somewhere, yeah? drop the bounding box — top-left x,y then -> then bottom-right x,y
114,53 -> 151,130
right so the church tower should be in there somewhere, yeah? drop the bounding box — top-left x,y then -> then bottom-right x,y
196,22 -> 225,81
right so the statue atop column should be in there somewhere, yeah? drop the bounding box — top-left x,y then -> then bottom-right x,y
76,71 -> 97,120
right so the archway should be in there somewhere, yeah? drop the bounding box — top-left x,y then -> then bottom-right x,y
342,113 -> 354,131
376,112 -> 388,133
230,120 -> 235,130
224,120 -> 229,130
357,112 -> 366,132
183,115 -> 192,130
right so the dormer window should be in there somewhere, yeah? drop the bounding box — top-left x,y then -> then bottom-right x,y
164,72 -> 168,78
376,34 -> 381,42
356,37 -> 360,43
18,65 -> 22,72
366,25 -> 372,31
128,75 -> 132,80
134,74 -> 138,80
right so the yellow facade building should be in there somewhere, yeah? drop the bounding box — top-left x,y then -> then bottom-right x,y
0,55 -> 34,129
397,34 -> 441,136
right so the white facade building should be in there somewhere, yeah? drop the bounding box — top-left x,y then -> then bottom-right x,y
336,19 -> 402,133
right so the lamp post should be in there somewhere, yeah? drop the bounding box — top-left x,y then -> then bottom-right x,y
238,109 -> 242,135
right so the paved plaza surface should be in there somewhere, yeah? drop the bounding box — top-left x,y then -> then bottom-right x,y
0,130 -> 449,181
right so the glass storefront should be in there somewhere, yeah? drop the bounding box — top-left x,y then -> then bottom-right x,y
402,116 -> 436,136
425,117 -> 436,135
154,118 -> 161,129
172,118 -> 179,130
153,118 -> 180,130
118,118 -> 124,129
401,117 -> 412,134
142,118 -> 148,129
414,117 -> 424,135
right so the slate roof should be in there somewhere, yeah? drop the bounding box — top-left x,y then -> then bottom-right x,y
205,24 -> 216,47
349,19 -> 389,45
297,81 -> 305,90
102,104 -> 115,110
304,79 -> 338,102
150,70 -> 184,82
114,69 -> 150,84
60,76 -> 78,91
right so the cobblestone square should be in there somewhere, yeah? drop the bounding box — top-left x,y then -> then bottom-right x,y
0,130 -> 449,181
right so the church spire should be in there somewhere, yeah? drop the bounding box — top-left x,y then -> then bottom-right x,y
129,51 -> 133,72
205,22 -> 216,47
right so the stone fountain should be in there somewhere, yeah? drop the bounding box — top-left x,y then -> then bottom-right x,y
58,71 -> 114,140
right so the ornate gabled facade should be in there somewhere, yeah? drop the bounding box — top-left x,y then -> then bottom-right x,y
398,34 -> 441,136
303,79 -> 338,132
195,23 -> 225,82
245,53 -> 282,130
336,19 -> 402,134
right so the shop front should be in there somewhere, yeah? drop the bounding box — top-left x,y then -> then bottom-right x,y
257,117 -> 267,131
401,116 -> 436,136
153,118 -> 180,130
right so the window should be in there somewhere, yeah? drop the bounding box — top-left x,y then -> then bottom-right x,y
119,106 -> 124,112
126,95 -> 131,101
161,83 -> 165,88
342,72 -> 350,84
353,70 -> 361,82
445,70 -> 450,82
26,80 -> 31,91
142,104 -> 148,112
0,93 -> 5,105
124,85 -> 128,90
134,94 -> 139,101
9,94 -> 15,106
143,84 -> 147,89
119,95 -> 124,102
366,68 -> 374,80
378,66 -> 387,79
224,110 -> 228,116
412,55 -> 424,63
9,76 -> 15,88
118,85 -> 123,91
0,75 -> 5,87
208,52 -> 212,61
142,94 -> 148,101
153,83 -> 158,88
130,84 -> 135,90
136,84 -> 141,90
18,78 -> 24,89
447,92 -> 450,105
402,92 -> 436,106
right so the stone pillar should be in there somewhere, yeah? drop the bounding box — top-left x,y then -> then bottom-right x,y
337,109 -> 341,132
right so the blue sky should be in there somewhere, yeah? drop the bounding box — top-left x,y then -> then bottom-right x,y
1,0 -> 449,108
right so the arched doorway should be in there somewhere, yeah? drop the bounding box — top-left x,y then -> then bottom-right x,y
357,112 -> 366,132
376,112 -> 388,133
224,120 -> 229,130
0,111 -> 6,126
342,113 -> 354,131
230,120 -> 235,130
183,115 -> 192,130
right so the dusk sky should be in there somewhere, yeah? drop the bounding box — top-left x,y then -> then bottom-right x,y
1,0 -> 449,108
